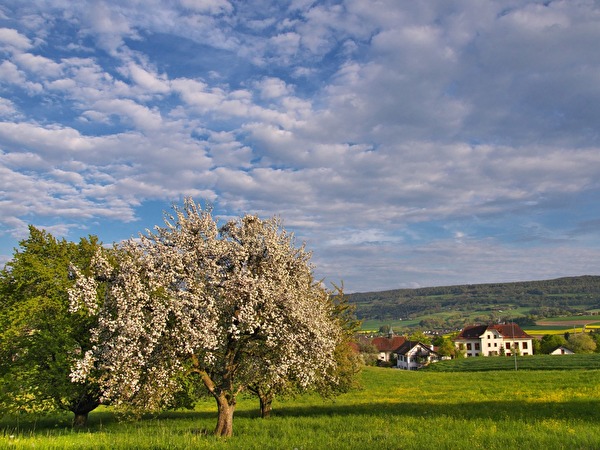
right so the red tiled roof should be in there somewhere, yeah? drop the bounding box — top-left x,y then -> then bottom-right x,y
456,324 -> 487,339
371,336 -> 406,352
456,323 -> 533,339
347,341 -> 360,354
394,340 -> 438,356
489,323 -> 532,338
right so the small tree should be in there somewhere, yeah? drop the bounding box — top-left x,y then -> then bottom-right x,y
408,331 -> 432,345
0,227 -> 102,426
590,331 -> 600,353
567,333 -> 596,354
357,340 -> 379,366
70,199 -> 342,437
249,285 -> 362,418
435,337 -> 456,358
454,343 -> 466,359
539,334 -> 568,354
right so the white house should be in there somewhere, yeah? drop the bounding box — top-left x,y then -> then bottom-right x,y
454,323 -> 534,357
394,341 -> 440,370
550,345 -> 574,355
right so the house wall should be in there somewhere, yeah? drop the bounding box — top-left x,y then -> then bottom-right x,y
456,338 -> 482,357
396,344 -> 439,370
480,329 -> 503,356
396,354 -> 418,370
455,332 -> 533,357
550,346 -> 574,355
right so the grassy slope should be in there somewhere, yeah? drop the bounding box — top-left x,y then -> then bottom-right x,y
2,364 -> 600,449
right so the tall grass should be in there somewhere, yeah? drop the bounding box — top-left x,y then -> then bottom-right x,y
2,366 -> 600,449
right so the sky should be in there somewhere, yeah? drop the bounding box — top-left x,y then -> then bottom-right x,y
1,0 -> 600,293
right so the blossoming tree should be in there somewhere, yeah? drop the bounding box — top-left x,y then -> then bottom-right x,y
70,199 -> 342,436
248,284 -> 362,418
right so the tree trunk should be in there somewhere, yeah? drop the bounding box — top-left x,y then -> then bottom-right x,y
68,390 -> 100,428
214,393 -> 236,437
259,391 -> 273,418
194,358 -> 238,437
72,412 -> 89,428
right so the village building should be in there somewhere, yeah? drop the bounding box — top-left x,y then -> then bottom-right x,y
454,323 -> 534,357
371,335 -> 407,363
549,345 -> 574,355
394,341 -> 440,370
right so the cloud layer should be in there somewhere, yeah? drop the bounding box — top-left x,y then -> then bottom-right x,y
1,0 -> 599,292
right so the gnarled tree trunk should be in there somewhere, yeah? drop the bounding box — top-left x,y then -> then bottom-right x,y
68,390 -> 101,428
72,412 -> 89,428
259,390 -> 273,418
197,366 -> 237,437
214,393 -> 236,437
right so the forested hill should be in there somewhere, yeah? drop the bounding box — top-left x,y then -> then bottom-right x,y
346,276 -> 600,321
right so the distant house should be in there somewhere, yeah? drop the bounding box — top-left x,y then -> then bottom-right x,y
550,345 -> 574,355
371,335 -> 406,363
454,323 -> 534,357
394,341 -> 440,370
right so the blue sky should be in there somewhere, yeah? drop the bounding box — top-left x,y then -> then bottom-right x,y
1,0 -> 600,292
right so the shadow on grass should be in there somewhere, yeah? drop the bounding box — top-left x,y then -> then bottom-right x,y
3,398 -> 597,437
0,405 -> 262,435
271,398 -> 600,422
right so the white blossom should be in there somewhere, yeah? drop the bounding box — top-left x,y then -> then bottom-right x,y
69,198 -> 343,432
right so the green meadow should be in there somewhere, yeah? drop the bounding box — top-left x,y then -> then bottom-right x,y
2,362 -> 600,449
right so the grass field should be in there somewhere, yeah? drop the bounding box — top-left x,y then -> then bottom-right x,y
425,353 -> 600,372
2,361 -> 600,449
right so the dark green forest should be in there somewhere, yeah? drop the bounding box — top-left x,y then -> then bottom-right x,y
347,276 -> 600,326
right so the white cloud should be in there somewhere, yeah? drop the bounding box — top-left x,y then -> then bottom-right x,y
329,229 -> 403,246
2,1 -> 600,291
124,63 -> 170,94
0,28 -> 32,51
14,53 -> 62,77
82,1 -> 139,54
0,98 -> 20,118
90,98 -> 164,131
255,77 -> 293,99
178,0 -> 233,14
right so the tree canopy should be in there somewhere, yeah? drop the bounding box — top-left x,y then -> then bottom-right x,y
539,334 -> 568,354
0,226 -> 102,426
567,333 -> 597,354
70,199 -> 346,436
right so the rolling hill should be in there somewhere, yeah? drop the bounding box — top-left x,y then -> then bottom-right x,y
345,276 -> 600,331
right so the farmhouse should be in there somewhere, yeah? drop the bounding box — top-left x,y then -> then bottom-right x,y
394,341 -> 440,370
371,335 -> 407,363
454,323 -> 533,357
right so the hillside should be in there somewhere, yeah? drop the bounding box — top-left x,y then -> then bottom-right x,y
346,276 -> 600,329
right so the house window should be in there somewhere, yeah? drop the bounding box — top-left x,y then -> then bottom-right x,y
475,343 -> 480,350
513,342 -> 519,349
467,353 -> 472,357
487,335 -> 491,339
505,343 -> 510,349
467,343 -> 472,350
522,342 -> 528,349
488,343 -> 491,347
494,343 -> 497,347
